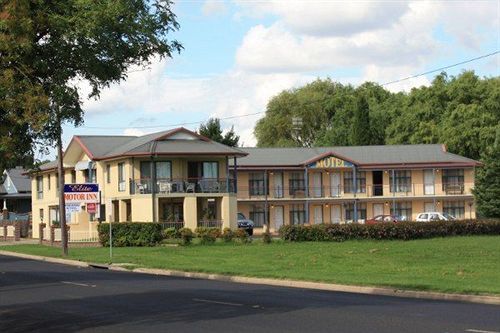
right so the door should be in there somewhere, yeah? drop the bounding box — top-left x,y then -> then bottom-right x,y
331,205 -> 341,224
273,172 -> 283,198
424,202 -> 435,212
312,173 -> 322,197
330,172 -> 341,197
424,170 -> 435,195
313,206 -> 323,224
274,206 -> 284,230
372,171 -> 383,196
373,203 -> 384,217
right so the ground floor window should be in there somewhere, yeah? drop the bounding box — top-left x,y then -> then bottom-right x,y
443,201 -> 465,219
345,203 -> 367,221
290,204 -> 306,225
393,201 -> 412,221
249,204 -> 267,227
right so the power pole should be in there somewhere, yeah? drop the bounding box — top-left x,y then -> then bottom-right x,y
56,110 -> 68,256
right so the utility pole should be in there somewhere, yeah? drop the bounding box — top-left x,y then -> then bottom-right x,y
56,110 -> 68,256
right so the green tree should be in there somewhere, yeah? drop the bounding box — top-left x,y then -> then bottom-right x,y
199,118 -> 239,147
473,130 -> 500,218
351,93 -> 371,145
1,0 -> 182,254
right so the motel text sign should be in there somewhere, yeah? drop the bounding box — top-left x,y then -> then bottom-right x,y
64,184 -> 99,203
309,156 -> 354,169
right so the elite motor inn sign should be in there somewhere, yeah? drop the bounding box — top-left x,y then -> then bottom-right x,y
64,184 -> 100,220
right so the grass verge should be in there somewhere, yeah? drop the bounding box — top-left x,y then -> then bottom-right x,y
2,236 -> 500,295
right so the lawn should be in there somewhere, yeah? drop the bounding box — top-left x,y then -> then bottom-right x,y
3,236 -> 500,295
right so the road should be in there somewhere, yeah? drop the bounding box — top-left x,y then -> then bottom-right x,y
0,255 -> 499,333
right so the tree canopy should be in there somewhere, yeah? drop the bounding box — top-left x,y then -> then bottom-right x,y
199,118 -> 240,147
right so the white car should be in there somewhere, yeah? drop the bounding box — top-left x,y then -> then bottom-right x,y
415,212 -> 456,222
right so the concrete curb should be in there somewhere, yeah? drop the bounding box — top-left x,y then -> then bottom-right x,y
1,250 -> 499,306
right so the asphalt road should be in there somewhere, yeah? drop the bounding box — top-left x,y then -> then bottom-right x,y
1,255 -> 499,333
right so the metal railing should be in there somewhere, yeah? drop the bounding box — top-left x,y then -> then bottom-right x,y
158,221 -> 185,230
237,182 -> 472,199
197,220 -> 223,228
130,178 -> 235,195
68,230 -> 99,243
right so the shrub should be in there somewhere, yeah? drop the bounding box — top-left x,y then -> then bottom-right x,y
98,222 -> 163,247
221,228 -> 234,242
279,219 -> 500,242
179,227 -> 194,245
162,227 -> 179,239
234,228 -> 251,243
195,227 -> 221,239
200,233 -> 217,244
262,231 -> 272,244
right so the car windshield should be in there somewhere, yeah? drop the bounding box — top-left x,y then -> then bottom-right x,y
442,213 -> 456,220
237,213 -> 246,220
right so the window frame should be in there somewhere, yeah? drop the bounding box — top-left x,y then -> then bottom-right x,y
390,170 -> 412,193
344,171 -> 366,193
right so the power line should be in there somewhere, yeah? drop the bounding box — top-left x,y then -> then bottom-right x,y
82,50 -> 499,130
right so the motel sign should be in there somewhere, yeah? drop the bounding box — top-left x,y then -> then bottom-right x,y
64,184 -> 99,203
310,156 -> 354,169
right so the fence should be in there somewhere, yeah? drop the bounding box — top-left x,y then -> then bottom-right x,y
197,220 -> 223,228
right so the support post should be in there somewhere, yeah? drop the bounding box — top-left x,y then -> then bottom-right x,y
56,113 -> 68,255
304,167 -> 309,224
39,223 -> 46,244
391,169 -> 396,216
264,169 -> 269,232
432,168 -> 436,211
353,166 -> 358,223
233,157 -> 238,193
225,156 -> 229,193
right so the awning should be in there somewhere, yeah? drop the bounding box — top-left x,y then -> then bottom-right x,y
75,161 -> 93,171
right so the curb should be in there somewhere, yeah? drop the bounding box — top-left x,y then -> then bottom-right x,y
1,250 -> 499,306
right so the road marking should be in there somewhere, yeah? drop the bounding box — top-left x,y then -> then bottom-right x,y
466,329 -> 500,333
193,298 -> 244,307
61,281 -> 96,288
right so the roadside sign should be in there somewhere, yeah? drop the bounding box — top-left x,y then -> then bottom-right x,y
87,202 -> 97,214
65,203 -> 81,222
64,184 -> 99,203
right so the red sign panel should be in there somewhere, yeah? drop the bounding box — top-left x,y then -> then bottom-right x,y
87,202 -> 97,214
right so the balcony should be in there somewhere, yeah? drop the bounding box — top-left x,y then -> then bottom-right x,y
130,178 -> 235,195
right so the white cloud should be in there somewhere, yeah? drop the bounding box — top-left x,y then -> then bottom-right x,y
202,0 -> 228,16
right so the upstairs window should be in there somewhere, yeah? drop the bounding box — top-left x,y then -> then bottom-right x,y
344,171 -> 366,193
202,162 -> 218,179
118,163 -> 125,192
106,164 -> 111,183
442,169 -> 464,194
390,170 -> 412,193
249,172 -> 267,196
36,176 -> 43,199
289,172 -> 305,195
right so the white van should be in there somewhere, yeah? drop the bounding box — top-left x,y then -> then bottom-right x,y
415,212 -> 456,222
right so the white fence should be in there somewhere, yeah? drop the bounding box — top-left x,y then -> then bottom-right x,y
69,230 -> 99,243
0,226 -> 16,237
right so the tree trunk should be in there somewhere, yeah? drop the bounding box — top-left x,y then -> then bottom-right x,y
57,119 -> 68,256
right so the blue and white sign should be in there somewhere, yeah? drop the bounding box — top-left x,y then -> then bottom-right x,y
64,184 -> 99,204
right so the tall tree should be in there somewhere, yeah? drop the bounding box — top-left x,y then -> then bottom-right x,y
473,129 -> 500,218
351,93 -> 371,145
199,118 -> 239,147
1,0 -> 182,255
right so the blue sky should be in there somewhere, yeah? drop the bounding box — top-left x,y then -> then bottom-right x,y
52,0 -> 499,160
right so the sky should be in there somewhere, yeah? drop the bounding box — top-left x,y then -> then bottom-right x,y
52,0 -> 499,160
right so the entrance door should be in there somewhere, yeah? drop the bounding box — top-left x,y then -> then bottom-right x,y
331,205 -> 341,224
313,206 -> 323,224
372,171 -> 383,196
112,200 -> 119,222
373,203 -> 384,217
273,172 -> 283,198
424,170 -> 435,195
312,173 -> 322,197
274,206 -> 284,230
330,172 -> 341,197
424,202 -> 435,212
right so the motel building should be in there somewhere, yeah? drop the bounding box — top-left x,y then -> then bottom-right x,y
31,128 -> 480,240
31,128 -> 247,240
232,145 -> 480,233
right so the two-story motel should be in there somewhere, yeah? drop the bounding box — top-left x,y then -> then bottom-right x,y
31,128 -> 480,238
233,145 -> 480,232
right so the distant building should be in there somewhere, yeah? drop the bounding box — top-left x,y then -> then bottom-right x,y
0,167 -> 32,214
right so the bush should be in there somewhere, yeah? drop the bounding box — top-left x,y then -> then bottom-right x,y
262,231 -> 272,244
221,228 -> 234,242
195,227 -> 221,239
234,228 -> 251,243
279,219 -> 500,242
162,227 -> 180,239
98,222 -> 163,247
179,227 -> 194,245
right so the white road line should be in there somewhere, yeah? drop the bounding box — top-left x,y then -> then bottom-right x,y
466,329 -> 500,333
193,298 -> 244,307
61,281 -> 96,288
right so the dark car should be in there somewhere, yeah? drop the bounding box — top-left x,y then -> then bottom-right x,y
365,215 -> 403,225
237,213 -> 254,235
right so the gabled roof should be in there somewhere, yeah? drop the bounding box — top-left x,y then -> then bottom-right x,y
38,127 -> 247,171
1,168 -> 31,193
231,144 -> 480,169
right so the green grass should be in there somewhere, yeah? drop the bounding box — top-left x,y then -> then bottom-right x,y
3,236 -> 500,295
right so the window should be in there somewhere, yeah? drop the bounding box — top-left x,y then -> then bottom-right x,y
140,161 -> 172,179
442,169 -> 464,194
36,176 -> 43,199
71,170 -> 76,183
344,171 -> 366,193
390,170 -> 412,193
106,164 -> 111,183
443,201 -> 465,219
249,204 -> 266,227
39,208 -> 44,222
47,174 -> 51,190
56,173 -> 59,189
290,204 -> 306,224
393,201 -> 412,221
118,162 -> 125,191
345,203 -> 367,221
289,172 -> 305,195
203,162 -> 218,179
83,169 -> 97,183
249,172 -> 267,196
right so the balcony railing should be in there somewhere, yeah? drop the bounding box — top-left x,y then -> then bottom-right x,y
130,178 -> 235,195
197,219 -> 223,228
237,182 -> 472,199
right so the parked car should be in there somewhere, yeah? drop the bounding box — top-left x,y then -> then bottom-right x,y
237,213 -> 254,235
365,215 -> 403,225
415,212 -> 456,222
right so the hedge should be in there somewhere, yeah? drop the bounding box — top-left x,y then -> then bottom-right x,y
98,222 -> 163,247
279,219 -> 500,242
